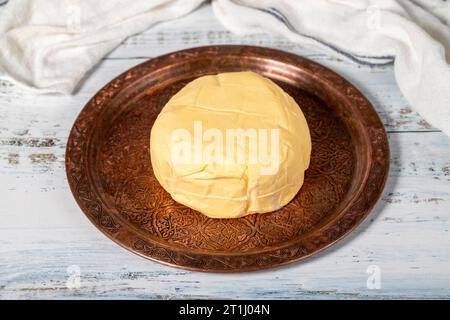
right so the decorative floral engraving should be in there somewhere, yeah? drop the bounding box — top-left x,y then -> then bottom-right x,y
66,46 -> 389,271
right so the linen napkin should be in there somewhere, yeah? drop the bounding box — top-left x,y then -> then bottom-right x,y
0,0 -> 449,136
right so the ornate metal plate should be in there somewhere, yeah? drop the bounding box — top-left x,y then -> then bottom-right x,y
66,45 -> 389,272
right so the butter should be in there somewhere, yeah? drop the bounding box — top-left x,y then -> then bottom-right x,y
150,71 -> 311,218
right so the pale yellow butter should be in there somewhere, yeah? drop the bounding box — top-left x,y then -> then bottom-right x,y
150,71 -> 311,218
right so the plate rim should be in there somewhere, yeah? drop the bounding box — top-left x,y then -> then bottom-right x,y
65,45 -> 390,272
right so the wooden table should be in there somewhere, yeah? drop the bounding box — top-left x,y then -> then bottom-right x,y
1,4 -> 450,299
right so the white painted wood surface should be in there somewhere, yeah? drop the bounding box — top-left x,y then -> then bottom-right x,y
1,4 -> 450,299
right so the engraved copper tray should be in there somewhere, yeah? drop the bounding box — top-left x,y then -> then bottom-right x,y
66,45 -> 389,272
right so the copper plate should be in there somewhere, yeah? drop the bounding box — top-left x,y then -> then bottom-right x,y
66,45 -> 389,272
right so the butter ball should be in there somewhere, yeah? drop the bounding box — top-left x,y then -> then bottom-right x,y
150,71 -> 311,218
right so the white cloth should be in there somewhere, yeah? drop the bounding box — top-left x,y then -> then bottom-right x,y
0,0 -> 450,135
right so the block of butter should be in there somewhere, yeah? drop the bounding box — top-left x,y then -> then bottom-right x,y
150,71 -> 311,218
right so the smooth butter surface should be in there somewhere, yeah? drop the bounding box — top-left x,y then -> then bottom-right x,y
150,71 -> 311,218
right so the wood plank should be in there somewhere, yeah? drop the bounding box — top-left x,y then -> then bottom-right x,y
1,131 -> 449,299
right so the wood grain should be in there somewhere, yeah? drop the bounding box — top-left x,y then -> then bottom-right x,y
0,4 -> 449,299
